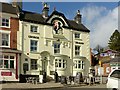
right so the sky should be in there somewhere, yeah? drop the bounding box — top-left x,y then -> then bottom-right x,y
22,2 -> 119,49
1,0 -> 119,49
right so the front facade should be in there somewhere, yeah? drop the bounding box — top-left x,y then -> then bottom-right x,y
0,3 -> 21,82
17,3 -> 91,81
1,2 -> 91,82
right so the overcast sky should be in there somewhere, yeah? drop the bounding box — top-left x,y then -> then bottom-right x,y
1,0 -> 119,49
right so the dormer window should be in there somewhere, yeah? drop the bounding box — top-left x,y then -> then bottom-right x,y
30,25 -> 38,33
2,18 -> 10,27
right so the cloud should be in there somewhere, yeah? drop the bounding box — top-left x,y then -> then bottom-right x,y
80,4 -> 118,49
1,0 -> 11,3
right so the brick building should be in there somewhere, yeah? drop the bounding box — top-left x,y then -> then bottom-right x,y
0,2 -> 21,82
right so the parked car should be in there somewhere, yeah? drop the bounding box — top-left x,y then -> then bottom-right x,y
106,69 -> 120,90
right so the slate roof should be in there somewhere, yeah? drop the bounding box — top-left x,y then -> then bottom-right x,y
67,20 -> 89,32
1,2 -> 17,14
21,11 -> 45,24
1,2 -> 90,32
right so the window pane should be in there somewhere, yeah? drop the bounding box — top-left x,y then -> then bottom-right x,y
74,60 -> 77,68
6,19 -> 9,22
4,60 -> 8,68
10,60 -> 14,68
2,18 -> 5,22
54,43 -> 60,54
0,60 -> 3,68
31,59 -> 37,70
31,25 -> 38,32
75,46 -> 80,55
2,34 -> 9,46
75,33 -> 80,38
4,55 -> 8,59
2,18 -> 9,27
78,64 -> 81,68
10,56 -> 14,59
30,40 -> 38,51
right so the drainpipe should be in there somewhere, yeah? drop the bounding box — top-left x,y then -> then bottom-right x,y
22,22 -> 24,52
21,21 -> 25,74
71,29 -> 73,76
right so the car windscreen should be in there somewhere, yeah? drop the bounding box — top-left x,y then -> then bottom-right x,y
110,70 -> 120,79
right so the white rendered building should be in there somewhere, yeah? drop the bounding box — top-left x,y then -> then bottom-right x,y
17,3 -> 91,82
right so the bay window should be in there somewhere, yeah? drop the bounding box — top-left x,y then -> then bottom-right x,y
74,60 -> 84,69
55,59 -> 66,69
0,54 -> 15,69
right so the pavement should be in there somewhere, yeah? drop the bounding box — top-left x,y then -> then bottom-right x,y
0,81 -> 106,90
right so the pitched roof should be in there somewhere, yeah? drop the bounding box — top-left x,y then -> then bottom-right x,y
1,2 -> 17,14
21,11 -> 45,24
110,57 -> 120,63
1,2 -> 90,32
67,20 -> 90,32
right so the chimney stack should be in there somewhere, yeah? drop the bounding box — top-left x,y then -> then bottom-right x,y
74,10 -> 82,24
12,0 -> 17,7
42,3 -> 49,19
11,0 -> 22,9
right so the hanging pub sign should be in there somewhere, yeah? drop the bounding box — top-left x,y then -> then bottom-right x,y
53,21 -> 63,34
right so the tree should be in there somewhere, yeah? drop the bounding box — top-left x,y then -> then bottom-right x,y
108,30 -> 120,52
93,45 -> 104,54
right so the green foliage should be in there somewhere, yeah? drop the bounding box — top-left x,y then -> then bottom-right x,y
108,30 -> 120,52
94,45 -> 104,54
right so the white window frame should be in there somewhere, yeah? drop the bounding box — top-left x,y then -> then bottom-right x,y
54,43 -> 60,54
0,54 -> 15,69
74,60 -> 84,69
75,33 -> 80,39
30,40 -> 38,52
30,25 -> 38,33
1,17 -> 10,28
75,45 -> 80,56
0,30 -> 10,48
31,59 -> 38,70
55,59 -> 66,69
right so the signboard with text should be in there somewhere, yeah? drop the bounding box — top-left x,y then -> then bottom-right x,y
1,72 -> 12,76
